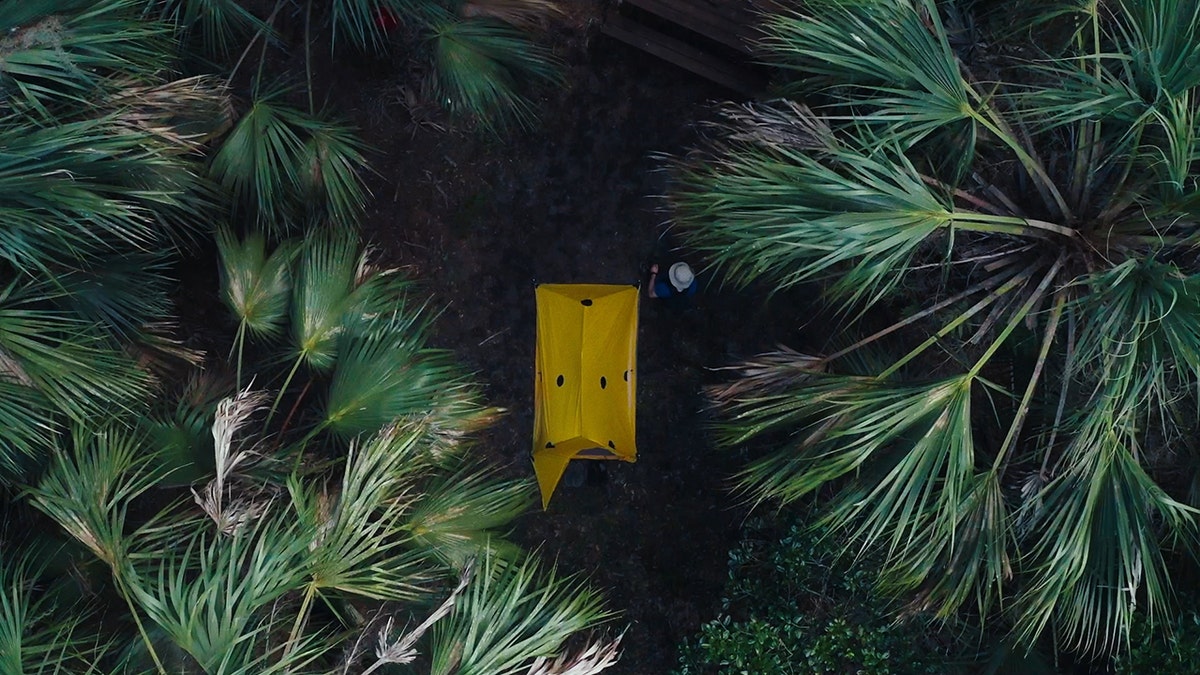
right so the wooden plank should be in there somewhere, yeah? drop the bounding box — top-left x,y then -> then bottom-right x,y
622,0 -> 758,52
601,13 -> 763,95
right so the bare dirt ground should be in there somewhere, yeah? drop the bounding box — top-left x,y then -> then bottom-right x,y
302,4 -> 815,671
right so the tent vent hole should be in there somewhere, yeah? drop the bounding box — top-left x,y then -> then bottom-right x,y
581,298 -> 593,306
545,442 -> 555,448
623,370 -> 629,381
607,440 -> 616,449
556,374 -> 564,386
600,376 -> 607,389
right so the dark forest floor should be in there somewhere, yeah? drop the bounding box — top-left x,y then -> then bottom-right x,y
297,4 -> 816,671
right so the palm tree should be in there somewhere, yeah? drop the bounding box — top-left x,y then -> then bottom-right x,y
0,0 -> 230,481
324,0 -> 564,132
669,0 -> 1200,656
2,2 -> 618,672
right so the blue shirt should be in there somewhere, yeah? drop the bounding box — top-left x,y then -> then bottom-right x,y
654,279 -> 697,298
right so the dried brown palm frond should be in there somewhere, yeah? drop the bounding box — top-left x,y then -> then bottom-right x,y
706,346 -> 824,402
355,562 -> 475,674
192,388 -> 269,530
106,75 -> 234,148
524,633 -> 623,675
706,100 -> 835,153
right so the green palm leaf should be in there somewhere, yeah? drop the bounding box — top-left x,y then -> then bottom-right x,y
0,550 -> 106,674
216,226 -> 295,341
0,0 -> 169,117
428,554 -> 613,675
405,467 -> 533,569
209,91 -> 370,233
0,279 -> 149,422
289,424 -> 438,606
0,379 -> 56,483
0,116 -> 210,272
125,514 -> 309,672
1016,396 -> 1197,654
670,103 -> 1061,310
684,0 -> 1200,657
290,228 -> 362,371
324,311 -> 491,441
430,17 -> 562,132
27,427 -> 162,570
147,0 -> 269,56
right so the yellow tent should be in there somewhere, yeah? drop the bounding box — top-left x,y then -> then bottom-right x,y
532,284 -> 638,508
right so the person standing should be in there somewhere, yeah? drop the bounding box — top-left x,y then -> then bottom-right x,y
647,262 -> 697,301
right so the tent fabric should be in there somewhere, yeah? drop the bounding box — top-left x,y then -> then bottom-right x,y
532,284 -> 638,508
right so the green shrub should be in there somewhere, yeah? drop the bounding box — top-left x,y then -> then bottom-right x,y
1114,611 -> 1200,675
674,515 -> 952,674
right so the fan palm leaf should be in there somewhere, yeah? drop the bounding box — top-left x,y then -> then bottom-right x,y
427,554 -> 613,675
290,228 -> 363,371
216,226 -> 295,342
430,17 -> 562,132
124,513 -> 309,672
0,379 -> 56,483
0,551 -> 106,674
323,311 -> 492,442
0,0 -> 169,118
25,426 -> 162,570
670,102 -> 1065,311
53,253 -> 174,343
405,467 -> 533,569
145,0 -> 269,56
0,116 -> 211,273
209,91 -> 370,233
0,279 -> 150,422
328,0 -> 448,52
288,423 -> 438,611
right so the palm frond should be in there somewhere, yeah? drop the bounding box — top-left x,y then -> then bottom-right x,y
104,74 -> 235,146
291,228 -> 362,371
140,372 -> 232,487
216,226 -> 295,341
328,0 -> 448,52
289,423 -> 438,604
1015,394 -> 1198,654
0,279 -> 150,421
208,90 -> 307,231
27,426 -> 162,569
0,116 -> 210,272
209,90 -> 371,233
0,550 -> 106,674
147,0 -> 269,55
430,17 -> 562,132
297,117 -> 371,228
54,253 -> 174,343
357,564 -> 474,672
669,108 -> 1056,309
428,554 -> 613,675
405,467 -> 533,569
125,513 -> 309,672
324,311 -> 491,442
0,0 -> 170,118
0,379 -> 56,484
759,0 -> 975,165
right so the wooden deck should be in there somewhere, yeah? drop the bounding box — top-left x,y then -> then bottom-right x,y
600,0 -> 772,95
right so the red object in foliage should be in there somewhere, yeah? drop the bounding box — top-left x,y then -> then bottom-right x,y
374,7 -> 399,32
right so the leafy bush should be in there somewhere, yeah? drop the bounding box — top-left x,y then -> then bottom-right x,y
1114,611 -> 1200,675
674,515 -> 953,674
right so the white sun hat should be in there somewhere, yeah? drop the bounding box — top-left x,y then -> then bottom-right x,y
668,262 -> 694,292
